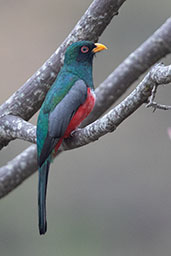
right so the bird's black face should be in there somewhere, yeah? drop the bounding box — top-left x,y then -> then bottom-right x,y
76,42 -> 96,63
64,41 -> 107,66
64,41 -> 96,65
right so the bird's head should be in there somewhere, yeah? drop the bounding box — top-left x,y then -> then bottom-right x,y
63,41 -> 107,88
64,41 -> 107,66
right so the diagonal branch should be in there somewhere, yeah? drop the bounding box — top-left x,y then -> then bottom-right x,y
81,17 -> 171,126
0,145 -> 37,198
0,63 -> 171,198
0,0 -> 125,121
0,115 -> 36,149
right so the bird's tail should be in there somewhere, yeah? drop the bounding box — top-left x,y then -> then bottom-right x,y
38,159 -> 50,235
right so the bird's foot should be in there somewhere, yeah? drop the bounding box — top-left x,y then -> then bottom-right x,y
70,128 -> 82,137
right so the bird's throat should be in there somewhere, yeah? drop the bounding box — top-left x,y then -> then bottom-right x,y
64,61 -> 94,89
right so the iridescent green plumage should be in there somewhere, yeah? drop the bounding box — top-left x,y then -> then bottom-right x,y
37,72 -> 79,158
37,41 -> 107,235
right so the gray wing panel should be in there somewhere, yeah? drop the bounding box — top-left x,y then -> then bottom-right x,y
39,80 -> 87,166
49,79 -> 87,138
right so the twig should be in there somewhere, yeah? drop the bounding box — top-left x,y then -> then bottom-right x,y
146,101 -> 171,111
147,84 -> 157,105
146,63 -> 171,111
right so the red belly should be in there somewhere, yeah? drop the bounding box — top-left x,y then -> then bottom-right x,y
53,88 -> 95,156
64,87 -> 96,137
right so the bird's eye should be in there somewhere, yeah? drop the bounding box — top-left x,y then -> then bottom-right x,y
81,46 -> 89,53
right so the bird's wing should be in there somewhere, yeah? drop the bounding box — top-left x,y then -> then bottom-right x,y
38,80 -> 87,166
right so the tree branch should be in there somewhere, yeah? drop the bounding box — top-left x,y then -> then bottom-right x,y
0,0 -> 125,121
146,85 -> 171,111
0,115 -> 36,149
0,145 -> 37,198
81,17 -> 171,126
146,64 -> 171,111
0,63 -> 171,198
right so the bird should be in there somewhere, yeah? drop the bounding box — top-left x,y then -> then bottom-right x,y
37,40 -> 107,235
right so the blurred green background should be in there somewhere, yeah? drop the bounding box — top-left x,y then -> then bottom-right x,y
0,0 -> 171,255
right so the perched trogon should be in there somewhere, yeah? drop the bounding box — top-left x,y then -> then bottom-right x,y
37,41 -> 107,235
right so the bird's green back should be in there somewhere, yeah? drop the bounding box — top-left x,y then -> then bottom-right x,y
37,70 -> 80,157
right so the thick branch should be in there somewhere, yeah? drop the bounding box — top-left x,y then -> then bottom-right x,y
0,63 -> 170,198
0,145 -> 37,198
0,115 -> 36,149
0,0 -> 125,121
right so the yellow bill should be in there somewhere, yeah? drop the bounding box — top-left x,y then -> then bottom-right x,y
92,43 -> 108,53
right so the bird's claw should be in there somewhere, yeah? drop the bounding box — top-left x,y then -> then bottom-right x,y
70,128 -> 82,137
